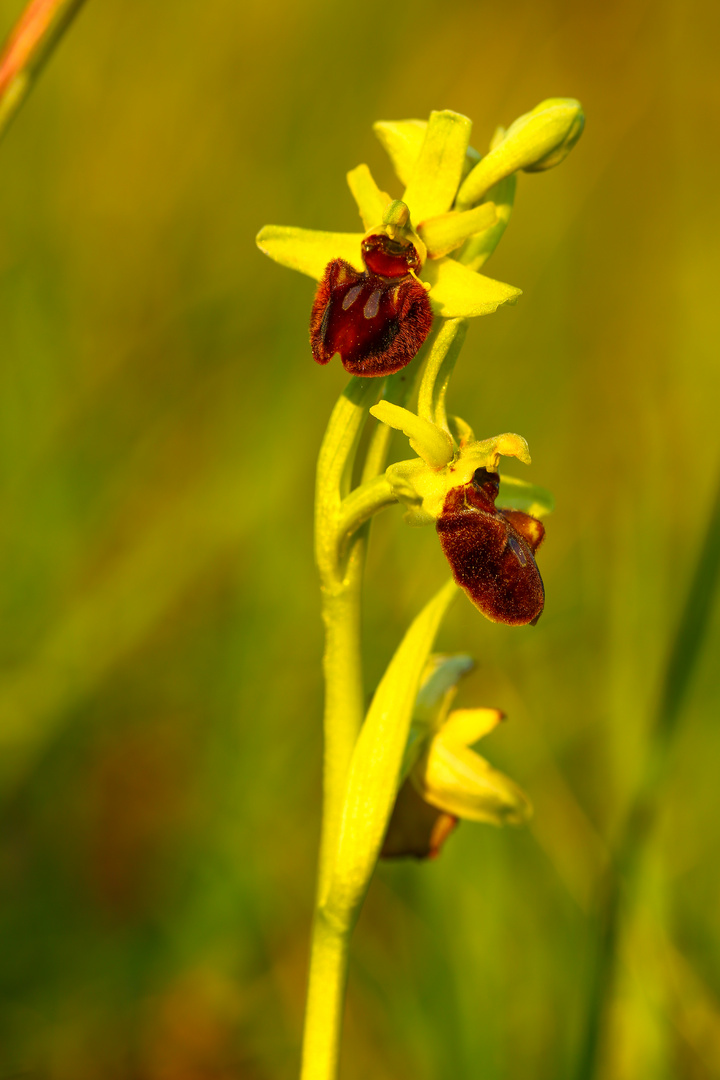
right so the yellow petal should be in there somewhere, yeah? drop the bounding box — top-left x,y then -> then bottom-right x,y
441,707 -> 504,746
415,741 -> 532,826
346,164 -> 392,231
424,257 -> 521,318
402,110 -> 472,223
373,119 -> 428,186
375,118 -> 481,188
255,225 -> 364,280
370,401 -> 454,468
418,202 -> 497,259
462,432 -> 532,471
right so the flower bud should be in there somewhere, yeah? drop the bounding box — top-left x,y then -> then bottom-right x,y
516,97 -> 585,171
456,98 -> 584,209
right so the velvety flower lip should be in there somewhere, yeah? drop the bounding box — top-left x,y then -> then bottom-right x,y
308,220 -> 434,377
437,467 -> 545,626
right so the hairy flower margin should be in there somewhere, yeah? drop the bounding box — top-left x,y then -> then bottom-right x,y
257,100 -> 584,855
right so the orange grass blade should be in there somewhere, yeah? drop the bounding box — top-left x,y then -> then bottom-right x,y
0,0 -> 87,142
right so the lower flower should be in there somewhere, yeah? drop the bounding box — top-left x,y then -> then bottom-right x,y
382,656 -> 532,859
381,780 -> 458,859
370,404 -> 551,627
437,466 -> 545,626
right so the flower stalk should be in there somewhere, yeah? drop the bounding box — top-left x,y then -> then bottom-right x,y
257,100 -> 584,1079
313,377 -> 380,897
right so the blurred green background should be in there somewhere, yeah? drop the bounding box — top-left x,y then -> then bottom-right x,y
1,0 -> 719,1077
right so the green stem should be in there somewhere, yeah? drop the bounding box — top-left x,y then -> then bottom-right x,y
316,540 -> 367,900
314,378 -> 381,897
416,317 -> 467,432
304,379 -> 381,1080
300,910 -> 350,1080
302,334 -> 446,1080
337,475 -> 396,540
0,0 -> 87,142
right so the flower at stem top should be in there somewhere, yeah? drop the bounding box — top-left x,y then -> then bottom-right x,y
256,100 -> 584,377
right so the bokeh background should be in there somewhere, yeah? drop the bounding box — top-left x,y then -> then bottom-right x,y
1,0 -> 719,1077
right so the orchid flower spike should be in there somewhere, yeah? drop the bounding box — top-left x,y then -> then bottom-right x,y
257,101 -> 583,377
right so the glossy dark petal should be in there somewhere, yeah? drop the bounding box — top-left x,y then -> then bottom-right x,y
436,472 -> 545,626
309,258 -> 433,377
361,233 -> 422,277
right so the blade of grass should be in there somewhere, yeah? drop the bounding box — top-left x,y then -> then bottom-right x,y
575,463 -> 720,1079
0,0 -> 87,143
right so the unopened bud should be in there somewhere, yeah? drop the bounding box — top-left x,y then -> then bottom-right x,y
456,98 -> 584,209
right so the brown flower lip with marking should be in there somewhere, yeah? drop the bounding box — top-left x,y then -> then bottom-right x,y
436,466 -> 545,626
309,232 -> 433,377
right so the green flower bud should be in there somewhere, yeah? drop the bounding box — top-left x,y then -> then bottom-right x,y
456,98 -> 584,210
517,97 -> 585,171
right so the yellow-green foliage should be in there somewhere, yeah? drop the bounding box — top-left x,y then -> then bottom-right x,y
0,0 -> 719,1078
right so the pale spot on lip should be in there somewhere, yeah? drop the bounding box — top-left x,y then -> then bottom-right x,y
342,284 -> 363,310
363,288 -> 381,320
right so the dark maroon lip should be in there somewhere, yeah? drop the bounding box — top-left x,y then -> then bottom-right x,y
309,238 -> 433,377
437,476 -> 545,626
361,233 -> 422,279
